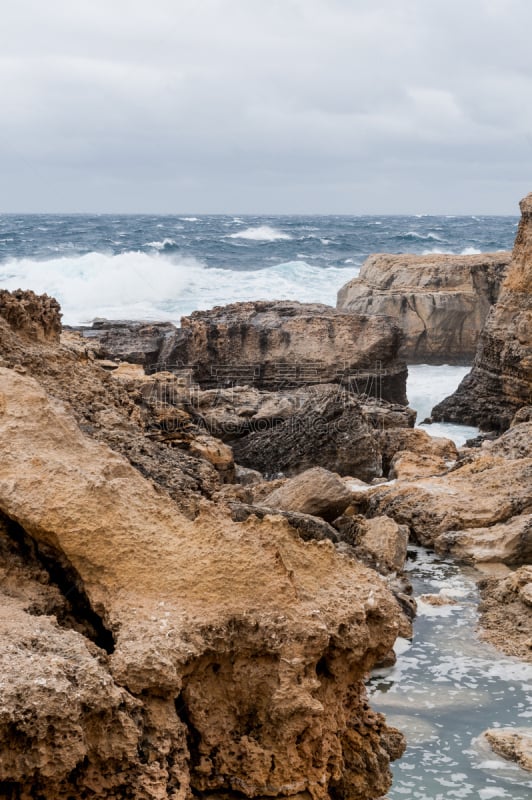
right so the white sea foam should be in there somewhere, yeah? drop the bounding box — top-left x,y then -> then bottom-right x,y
179,217 -> 199,222
422,247 -> 482,255
404,231 -> 443,241
0,252 -> 353,325
228,225 -> 292,241
145,238 -> 177,249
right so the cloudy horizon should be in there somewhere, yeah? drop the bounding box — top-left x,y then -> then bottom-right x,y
2,0 -> 532,215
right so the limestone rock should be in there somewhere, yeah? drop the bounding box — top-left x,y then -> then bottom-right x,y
0,288 -> 62,343
478,566 -> 532,661
361,453 -> 532,554
333,515 -> 409,575
432,194 -> 532,430
176,300 -> 408,404
376,427 -> 457,479
230,384 -> 382,481
72,319 -> 183,370
230,503 -> 339,543
262,467 -> 353,522
483,728 -> 532,771
0,367 -> 406,799
436,513 -> 532,566
337,252 -> 510,364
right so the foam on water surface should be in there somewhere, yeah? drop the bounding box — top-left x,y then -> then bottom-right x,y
368,546 -> 532,799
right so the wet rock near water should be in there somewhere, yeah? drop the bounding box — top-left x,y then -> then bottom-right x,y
478,566 -> 532,661
482,728 -> 532,772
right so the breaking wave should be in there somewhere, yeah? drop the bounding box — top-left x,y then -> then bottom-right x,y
0,251 -> 356,325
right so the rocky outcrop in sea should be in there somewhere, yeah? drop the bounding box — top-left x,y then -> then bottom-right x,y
336,251 -> 510,364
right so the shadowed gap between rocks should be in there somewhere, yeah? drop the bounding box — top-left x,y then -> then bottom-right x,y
1,514 -> 115,654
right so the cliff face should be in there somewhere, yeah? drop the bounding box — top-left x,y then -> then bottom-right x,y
336,252 -> 510,364
0,292 -> 408,799
91,300 -> 404,405
432,196 -> 532,429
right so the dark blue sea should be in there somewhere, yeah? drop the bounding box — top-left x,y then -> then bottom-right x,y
0,214 -> 518,325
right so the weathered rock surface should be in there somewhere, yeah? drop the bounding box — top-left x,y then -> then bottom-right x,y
337,252 -> 510,364
360,451 -> 532,559
0,299 -> 233,518
230,384 -> 382,481
72,318 -> 183,369
478,566 -> 532,661
375,427 -> 457,480
432,195 -> 532,430
0,287 -> 62,342
436,513 -> 532,566
333,515 -> 409,575
0,366 -> 407,799
262,467 -> 353,522
175,301 -> 408,403
482,728 -> 532,771
230,503 -> 339,543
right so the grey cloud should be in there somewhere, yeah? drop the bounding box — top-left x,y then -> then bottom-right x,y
1,0 -> 532,212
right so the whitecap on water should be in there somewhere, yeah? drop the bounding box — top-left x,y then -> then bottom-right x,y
227,225 -> 292,241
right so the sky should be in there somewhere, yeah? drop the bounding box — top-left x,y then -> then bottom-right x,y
1,0 -> 532,214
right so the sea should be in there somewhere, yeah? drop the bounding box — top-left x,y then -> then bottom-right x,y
0,213 -> 517,325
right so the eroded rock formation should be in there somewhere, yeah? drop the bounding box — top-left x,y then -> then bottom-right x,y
354,424 -> 532,565
80,301 -> 407,404
0,292 -> 409,799
482,728 -> 532,772
337,252 -> 510,364
432,195 -> 532,430
478,566 -> 532,661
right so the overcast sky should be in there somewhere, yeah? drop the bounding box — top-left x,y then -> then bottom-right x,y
1,0 -> 531,214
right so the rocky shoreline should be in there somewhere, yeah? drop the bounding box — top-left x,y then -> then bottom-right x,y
0,196 -> 531,797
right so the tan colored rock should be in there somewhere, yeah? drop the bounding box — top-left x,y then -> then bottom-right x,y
337,252 -> 510,364
376,427 -> 457,478
0,367 -> 406,799
334,515 -> 409,575
356,517 -> 409,575
0,288 -> 62,343
483,728 -> 532,772
176,300 -> 408,404
478,567 -> 532,661
433,194 -> 532,430
363,454 -> 532,552
436,513 -> 532,565
262,466 -> 353,521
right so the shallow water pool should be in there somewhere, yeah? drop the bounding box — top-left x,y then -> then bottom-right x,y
368,547 -> 532,799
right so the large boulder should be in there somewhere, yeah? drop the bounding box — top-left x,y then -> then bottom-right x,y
262,467 -> 353,521
0,367 -> 407,800
360,451 -> 532,560
337,252 -> 510,364
478,566 -> 532,661
432,194 -> 532,430
175,300 -> 408,404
